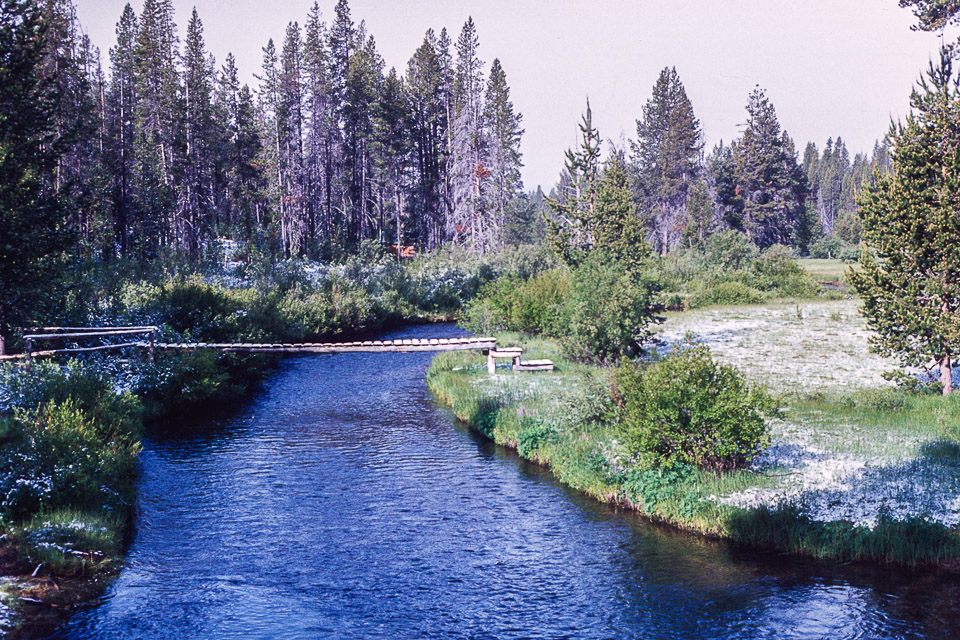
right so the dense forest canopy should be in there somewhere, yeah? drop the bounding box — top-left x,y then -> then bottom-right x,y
0,0 -> 900,330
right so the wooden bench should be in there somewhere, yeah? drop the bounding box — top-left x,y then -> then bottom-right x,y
515,359 -> 555,372
486,347 -> 522,373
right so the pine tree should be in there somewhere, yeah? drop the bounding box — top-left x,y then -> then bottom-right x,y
592,153 -> 649,265
303,2 -> 336,254
106,2 -> 138,257
682,179 -> 715,248
216,53 -> 263,241
278,21 -> 306,255
132,0 -> 179,256
181,7 -> 214,256
0,0 -> 72,332
545,98 -> 602,264
726,87 -> 807,248
406,29 -> 447,249
849,51 -> 960,395
632,67 -> 702,253
483,58 -> 523,250
449,17 -> 489,252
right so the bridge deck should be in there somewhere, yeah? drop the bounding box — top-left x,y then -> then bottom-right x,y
149,337 -> 497,354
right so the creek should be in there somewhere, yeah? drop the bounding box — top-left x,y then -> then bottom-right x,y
49,324 -> 959,639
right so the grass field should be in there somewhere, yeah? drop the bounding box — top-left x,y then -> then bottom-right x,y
796,258 -> 852,283
428,298 -> 960,564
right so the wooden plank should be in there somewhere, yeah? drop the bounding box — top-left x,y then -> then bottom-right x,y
23,328 -> 155,341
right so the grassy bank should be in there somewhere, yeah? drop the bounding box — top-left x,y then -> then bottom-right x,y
426,322 -> 960,567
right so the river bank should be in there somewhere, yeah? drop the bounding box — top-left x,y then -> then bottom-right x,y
426,300 -> 960,566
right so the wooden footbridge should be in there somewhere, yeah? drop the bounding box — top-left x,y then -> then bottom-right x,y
0,326 -> 553,372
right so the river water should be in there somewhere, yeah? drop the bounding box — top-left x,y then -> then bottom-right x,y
50,325 -> 960,639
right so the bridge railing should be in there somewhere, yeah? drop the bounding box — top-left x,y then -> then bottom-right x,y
5,326 -> 160,366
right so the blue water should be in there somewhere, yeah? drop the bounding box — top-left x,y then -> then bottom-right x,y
49,324 -> 960,639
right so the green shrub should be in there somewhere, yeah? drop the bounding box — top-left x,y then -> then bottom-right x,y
462,269 -> 569,336
614,342 -> 776,471
560,253 -> 662,363
702,230 -> 758,271
1,398 -> 141,521
690,281 -> 765,307
751,246 -> 822,298
516,415 -> 557,458
809,236 -> 845,259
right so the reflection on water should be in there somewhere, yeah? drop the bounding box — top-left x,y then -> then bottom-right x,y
49,325 -> 960,639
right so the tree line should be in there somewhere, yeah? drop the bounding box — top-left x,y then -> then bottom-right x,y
27,0 -> 527,263
545,67 -> 892,262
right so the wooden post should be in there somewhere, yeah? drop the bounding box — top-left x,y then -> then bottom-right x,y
24,337 -> 32,371
149,329 -> 156,362
0,335 -> 5,357
487,350 -> 496,374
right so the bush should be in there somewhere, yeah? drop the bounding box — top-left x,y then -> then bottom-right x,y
0,363 -> 142,521
751,246 -> 821,298
690,281 -> 764,307
702,230 -> 758,271
614,342 -> 776,471
462,268 -> 570,336
560,253 -> 662,364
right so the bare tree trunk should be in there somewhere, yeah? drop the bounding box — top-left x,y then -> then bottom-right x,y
941,352 -> 953,396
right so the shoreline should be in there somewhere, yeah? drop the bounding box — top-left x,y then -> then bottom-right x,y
425,329 -> 960,569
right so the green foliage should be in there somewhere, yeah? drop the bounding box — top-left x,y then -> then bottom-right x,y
561,253 -> 662,363
462,269 -> 569,335
661,232 -> 821,308
615,342 -> 775,471
621,465 -> 701,518
516,414 -> 557,458
632,66 -> 703,253
690,281 -> 764,307
682,179 -> 714,249
0,0 -> 73,333
702,230 -> 758,270
0,363 -> 142,521
849,51 -> 960,394
15,509 -> 125,576
713,88 -> 807,248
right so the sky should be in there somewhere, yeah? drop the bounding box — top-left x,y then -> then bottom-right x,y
74,0 -> 948,190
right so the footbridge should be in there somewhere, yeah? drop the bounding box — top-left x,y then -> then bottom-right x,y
0,327 -> 553,371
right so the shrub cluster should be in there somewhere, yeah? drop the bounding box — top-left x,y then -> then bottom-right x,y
614,341 -> 777,471
0,363 -> 142,522
661,231 -> 822,309
463,253 -> 662,363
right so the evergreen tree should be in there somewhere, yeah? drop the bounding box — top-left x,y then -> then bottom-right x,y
132,0 -> 179,256
303,3 -> 336,254
181,7 -> 214,256
449,17 -> 490,252
681,179 -> 715,248
483,58 -> 523,249
406,29 -> 447,249
725,87 -> 807,248
849,51 -> 960,395
0,0 -> 72,332
545,98 -> 601,264
631,67 -> 702,253
278,21 -> 306,255
591,153 -> 649,265
106,2 -> 138,257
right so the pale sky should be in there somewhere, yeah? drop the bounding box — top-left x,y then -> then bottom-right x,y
75,0 -> 947,190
